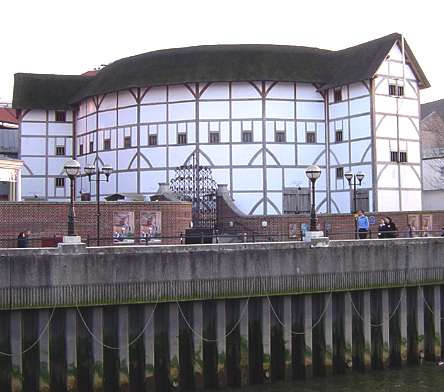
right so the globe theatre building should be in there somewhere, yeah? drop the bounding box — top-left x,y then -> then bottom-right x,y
13,33 -> 429,215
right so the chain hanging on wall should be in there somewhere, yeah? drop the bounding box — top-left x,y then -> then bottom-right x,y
170,152 -> 218,229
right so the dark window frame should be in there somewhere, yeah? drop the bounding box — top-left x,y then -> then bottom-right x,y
306,131 -> 316,144
399,151 -> 408,163
55,177 -> 65,188
79,144 -> 84,156
124,136 -> 132,148
89,141 -> 94,153
336,167 -> 344,179
242,130 -> 253,143
334,88 -> 342,103
177,133 -> 187,145
149,134 -> 158,146
55,146 -> 65,156
335,130 -> 343,142
275,131 -> 286,143
55,111 -> 66,122
390,151 -> 398,162
104,139 -> 111,151
209,132 -> 220,144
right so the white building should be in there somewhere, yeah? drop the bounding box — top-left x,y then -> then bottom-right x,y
13,33 -> 429,215
421,99 -> 444,210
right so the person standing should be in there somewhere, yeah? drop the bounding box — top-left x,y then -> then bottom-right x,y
378,218 -> 388,239
17,231 -> 29,248
384,217 -> 398,238
357,210 -> 369,239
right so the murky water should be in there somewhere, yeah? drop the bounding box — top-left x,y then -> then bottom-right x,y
224,364 -> 444,391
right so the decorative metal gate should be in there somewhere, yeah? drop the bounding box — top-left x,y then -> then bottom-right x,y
170,153 -> 218,229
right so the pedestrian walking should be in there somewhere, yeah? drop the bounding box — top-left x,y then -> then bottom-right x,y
357,210 -> 369,239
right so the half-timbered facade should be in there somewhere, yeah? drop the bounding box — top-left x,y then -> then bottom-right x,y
13,33 -> 429,215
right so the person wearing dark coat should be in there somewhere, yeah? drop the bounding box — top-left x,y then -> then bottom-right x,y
17,232 -> 28,248
378,218 -> 388,239
384,217 -> 398,238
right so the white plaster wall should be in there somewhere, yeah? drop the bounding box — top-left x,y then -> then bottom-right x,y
378,189 -> 400,211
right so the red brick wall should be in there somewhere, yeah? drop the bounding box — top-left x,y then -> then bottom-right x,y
217,196 -> 444,240
0,201 -> 192,245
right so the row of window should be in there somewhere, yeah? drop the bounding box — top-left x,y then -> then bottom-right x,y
333,81 -> 405,104
390,151 -> 408,163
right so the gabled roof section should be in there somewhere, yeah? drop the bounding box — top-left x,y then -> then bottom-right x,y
13,73 -> 92,110
13,33 -> 430,110
421,99 -> 444,121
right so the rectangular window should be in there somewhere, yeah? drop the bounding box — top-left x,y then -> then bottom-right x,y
399,151 -> 408,163
336,167 -> 344,179
355,190 -> 369,213
283,188 -> 311,214
177,133 -> 187,145
104,139 -> 111,150
209,132 -> 220,144
55,111 -> 66,122
124,136 -> 132,148
55,146 -> 65,156
390,151 -> 398,162
149,134 -> 158,146
242,131 -> 253,143
306,131 -> 316,144
275,131 -> 286,143
335,130 -> 343,142
397,85 -> 404,96
79,144 -> 84,156
89,141 -> 94,153
334,88 -> 342,103
389,84 -> 397,96
55,177 -> 65,188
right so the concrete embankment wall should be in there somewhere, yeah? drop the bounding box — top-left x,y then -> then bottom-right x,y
0,238 -> 443,391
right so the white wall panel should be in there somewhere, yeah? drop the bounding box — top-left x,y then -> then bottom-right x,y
398,99 -> 419,117
21,138 -> 46,155
76,117 -> 86,135
168,145 -> 195,166
231,100 -> 262,119
232,145 -> 262,165
407,141 -> 420,164
23,177 -> 46,197
140,104 -> 167,123
331,191 -> 350,213
118,90 -> 137,107
22,157 -> 45,175
141,87 -> 167,104
98,111 -> 117,129
117,171 -> 137,193
99,174 -> 117,195
169,85 -> 194,101
401,190 -> 421,211
350,96 -> 370,116
267,168 -> 282,191
200,145 -> 230,165
329,102 -> 348,119
267,144 -> 295,166
48,123 -> 72,136
351,140 -> 371,163
140,170 -> 166,193
220,122 -> 230,142
296,102 -> 324,120
266,100 -> 294,119
199,101 -> 229,119
117,149 -> 136,170
295,83 -> 323,100
349,82 -> 369,98
100,93 -> 117,110
350,115 -> 371,139
283,168 -> 309,188
374,96 -> 396,114
267,192 -> 283,214
21,122 -> 46,136
330,144 -> 349,165
376,115 -> 397,138
378,164 -> 398,188
232,121 -> 241,142
86,114 -> 97,130
267,82 -> 294,99
200,83 -> 229,99
378,190 -> 400,212
400,165 -> 421,188
297,145 -> 325,165
47,157 -> 67,175
231,82 -> 261,99
168,102 -> 195,121
232,193 -> 262,215
22,110 -> 46,122
232,168 -> 263,190
140,147 -> 166,168
210,168 -> 230,186
98,151 -> 117,169
118,107 -> 137,126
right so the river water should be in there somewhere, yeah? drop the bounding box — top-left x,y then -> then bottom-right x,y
229,364 -> 444,391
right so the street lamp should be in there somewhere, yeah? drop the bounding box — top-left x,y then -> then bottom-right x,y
64,159 -> 81,236
345,171 -> 365,239
305,165 -> 322,231
84,163 -> 113,245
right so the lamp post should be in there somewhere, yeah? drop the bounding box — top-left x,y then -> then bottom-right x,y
64,159 -> 81,236
345,171 -> 365,239
84,163 -> 113,245
305,165 -> 322,231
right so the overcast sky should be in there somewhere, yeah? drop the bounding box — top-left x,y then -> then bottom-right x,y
1,0 -> 441,104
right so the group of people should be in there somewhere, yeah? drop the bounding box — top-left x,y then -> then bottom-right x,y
356,210 -> 398,239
